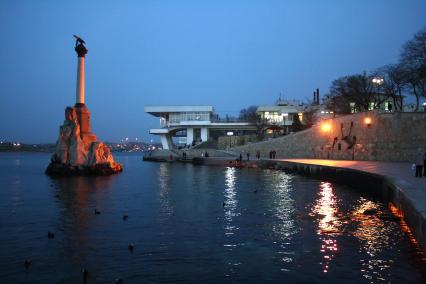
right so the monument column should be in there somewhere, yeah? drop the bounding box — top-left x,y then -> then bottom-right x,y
73,36 -> 97,147
76,56 -> 85,104
74,37 -> 91,135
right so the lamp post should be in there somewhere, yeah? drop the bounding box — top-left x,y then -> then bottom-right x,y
372,77 -> 384,110
321,122 -> 332,159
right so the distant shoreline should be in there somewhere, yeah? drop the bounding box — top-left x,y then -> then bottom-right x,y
0,142 -> 156,153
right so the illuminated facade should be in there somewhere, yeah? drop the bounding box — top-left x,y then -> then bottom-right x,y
145,106 -> 256,150
256,99 -> 307,134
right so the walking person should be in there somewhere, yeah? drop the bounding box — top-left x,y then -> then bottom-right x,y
246,152 -> 250,161
424,151 -> 426,177
415,148 -> 423,177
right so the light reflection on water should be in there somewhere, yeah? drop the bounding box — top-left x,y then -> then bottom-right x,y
224,167 -> 239,235
158,163 -> 173,218
267,171 -> 297,268
310,182 -> 341,273
0,153 -> 425,283
351,198 -> 395,282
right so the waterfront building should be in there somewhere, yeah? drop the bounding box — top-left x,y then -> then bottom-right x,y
256,99 -> 308,135
145,106 -> 256,150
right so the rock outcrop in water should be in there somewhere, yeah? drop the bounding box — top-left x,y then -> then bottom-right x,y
46,106 -> 122,176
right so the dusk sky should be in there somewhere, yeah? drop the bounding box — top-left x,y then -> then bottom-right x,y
1,0 -> 426,143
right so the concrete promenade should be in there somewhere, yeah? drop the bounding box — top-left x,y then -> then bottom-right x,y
271,158 -> 426,252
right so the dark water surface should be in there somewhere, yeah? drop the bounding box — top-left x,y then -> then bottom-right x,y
0,152 -> 425,283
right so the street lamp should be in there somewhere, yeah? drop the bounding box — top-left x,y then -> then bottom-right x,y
321,122 -> 332,159
364,117 -> 372,127
372,77 -> 384,109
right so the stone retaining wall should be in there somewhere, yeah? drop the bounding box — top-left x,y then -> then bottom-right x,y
231,111 -> 426,162
217,134 -> 259,150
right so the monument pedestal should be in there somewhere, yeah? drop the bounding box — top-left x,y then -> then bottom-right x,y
46,105 -> 122,176
75,103 -> 98,150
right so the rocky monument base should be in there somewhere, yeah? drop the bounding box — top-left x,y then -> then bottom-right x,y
46,106 -> 122,176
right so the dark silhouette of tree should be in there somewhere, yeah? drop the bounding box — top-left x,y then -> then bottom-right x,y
239,105 -> 259,123
292,113 -> 303,132
376,64 -> 406,111
399,27 -> 426,111
326,72 -> 382,113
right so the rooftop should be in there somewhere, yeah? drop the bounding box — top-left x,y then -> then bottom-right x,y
144,106 -> 214,117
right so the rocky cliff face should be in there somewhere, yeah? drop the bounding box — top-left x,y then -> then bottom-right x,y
46,106 -> 122,175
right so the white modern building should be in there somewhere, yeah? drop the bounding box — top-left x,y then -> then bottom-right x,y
145,106 -> 256,150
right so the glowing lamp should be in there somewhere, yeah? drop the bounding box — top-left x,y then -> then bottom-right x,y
364,117 -> 372,127
321,122 -> 331,133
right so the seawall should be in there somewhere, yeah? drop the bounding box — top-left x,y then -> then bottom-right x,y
231,110 -> 426,162
256,159 -> 426,253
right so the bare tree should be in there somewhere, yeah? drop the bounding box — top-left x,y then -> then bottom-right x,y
399,27 -> 426,111
239,105 -> 259,123
376,64 -> 406,111
327,72 -> 383,113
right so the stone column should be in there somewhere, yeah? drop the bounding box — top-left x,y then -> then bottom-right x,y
75,41 -> 87,105
74,39 -> 97,148
76,57 -> 85,104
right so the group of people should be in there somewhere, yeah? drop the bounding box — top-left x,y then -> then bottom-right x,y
414,149 -> 426,177
269,150 -> 277,159
238,150 -> 277,161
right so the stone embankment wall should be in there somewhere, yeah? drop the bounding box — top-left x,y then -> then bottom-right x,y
146,148 -> 235,160
217,134 -> 259,150
231,111 -> 426,162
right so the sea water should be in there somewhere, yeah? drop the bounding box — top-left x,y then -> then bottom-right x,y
0,152 -> 425,283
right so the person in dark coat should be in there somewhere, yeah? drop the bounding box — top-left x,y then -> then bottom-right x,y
415,149 -> 423,177
424,152 -> 426,177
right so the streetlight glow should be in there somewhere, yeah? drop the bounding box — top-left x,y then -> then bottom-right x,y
321,122 -> 332,133
364,117 -> 372,127
372,77 -> 384,85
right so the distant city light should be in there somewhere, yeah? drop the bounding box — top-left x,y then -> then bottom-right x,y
227,131 -> 234,136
